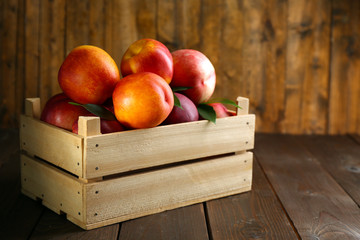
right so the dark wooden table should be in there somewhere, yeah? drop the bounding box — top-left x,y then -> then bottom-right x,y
1,129 -> 360,239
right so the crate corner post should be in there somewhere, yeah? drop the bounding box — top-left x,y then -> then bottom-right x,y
25,98 -> 41,119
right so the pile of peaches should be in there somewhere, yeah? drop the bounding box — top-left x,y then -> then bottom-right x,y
41,39 -> 236,134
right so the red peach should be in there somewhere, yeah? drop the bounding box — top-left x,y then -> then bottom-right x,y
58,45 -> 120,104
170,49 -> 216,105
164,93 -> 199,124
40,93 -> 91,131
120,39 -> 173,84
112,72 -> 174,129
208,103 -> 236,118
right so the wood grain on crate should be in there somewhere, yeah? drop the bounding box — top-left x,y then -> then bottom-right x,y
20,115 -> 83,177
20,97 -> 254,179
21,152 -> 252,230
21,154 -> 84,224
83,114 -> 255,178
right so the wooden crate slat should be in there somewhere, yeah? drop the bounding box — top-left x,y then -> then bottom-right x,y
21,154 -> 84,224
84,114 -> 255,178
20,115 -> 84,177
84,152 -> 253,228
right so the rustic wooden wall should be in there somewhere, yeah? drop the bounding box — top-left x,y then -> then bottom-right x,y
1,0 -> 360,134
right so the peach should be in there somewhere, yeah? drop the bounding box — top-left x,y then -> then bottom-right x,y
164,93 -> 199,124
112,72 -> 174,129
170,49 -> 216,105
40,93 -> 91,131
120,39 -> 173,84
208,103 -> 236,118
58,45 -> 120,105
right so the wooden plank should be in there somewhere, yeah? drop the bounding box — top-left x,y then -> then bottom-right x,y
136,0 -> 157,39
206,157 -> 299,239
85,152 -> 253,228
350,134 -> 360,145
25,0 -> 40,99
212,0 -> 244,106
85,115 -> 255,178
78,116 -> 101,137
0,129 -> 20,227
259,0 -> 287,133
105,0 -> 156,64
21,154 -> 84,224
255,134 -> 360,238
15,0 -> 26,128
329,0 -> 360,134
89,0 -> 105,48
282,0 -> 331,134
0,128 -> 19,167
295,135 -> 360,206
1,0 -> 18,127
119,204 -> 209,240
156,0 -> 177,52
0,144 -> 21,226
104,0 -> 137,68
29,209 -> 119,240
38,0 -> 65,108
239,0 -> 265,127
0,194 -> 44,239
25,98 -> 40,119
20,115 -> 83,177
175,0 -> 201,49
65,0 -> 89,52
199,0 -> 223,100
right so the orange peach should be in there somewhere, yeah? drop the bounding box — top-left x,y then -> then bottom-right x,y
112,72 -> 174,129
120,39 -> 173,84
58,45 -> 120,104
170,49 -> 216,105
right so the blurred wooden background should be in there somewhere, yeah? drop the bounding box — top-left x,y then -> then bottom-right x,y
1,0 -> 359,134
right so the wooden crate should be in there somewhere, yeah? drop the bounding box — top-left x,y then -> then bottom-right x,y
20,97 -> 255,230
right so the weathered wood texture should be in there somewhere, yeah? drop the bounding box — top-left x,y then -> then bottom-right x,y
1,0 -> 360,134
205,158 -> 298,240
255,134 -> 360,239
29,209 -> 119,240
295,135 -> 360,206
119,204 -> 209,240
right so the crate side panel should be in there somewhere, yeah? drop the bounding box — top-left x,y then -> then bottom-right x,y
85,114 -> 255,178
85,152 -> 253,225
21,154 -> 84,223
20,115 -> 83,177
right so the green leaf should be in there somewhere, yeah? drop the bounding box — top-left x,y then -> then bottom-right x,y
69,102 -> 117,121
173,93 -> 183,109
197,103 -> 216,124
171,86 -> 192,92
206,98 -> 242,109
